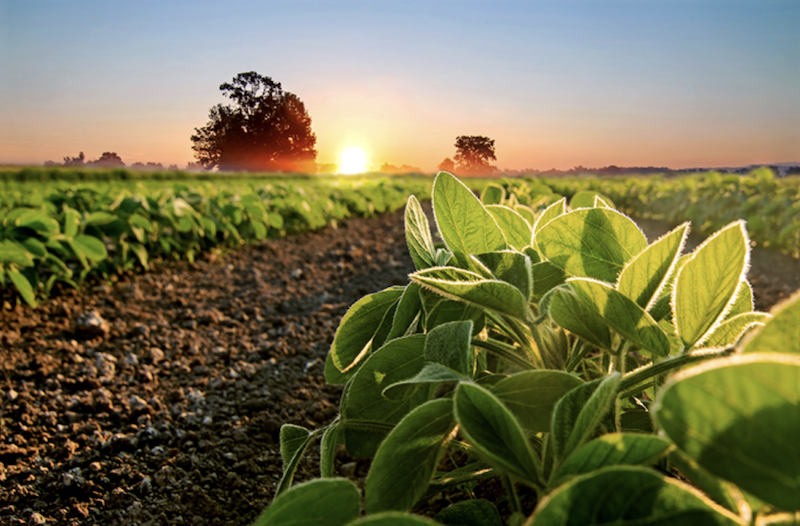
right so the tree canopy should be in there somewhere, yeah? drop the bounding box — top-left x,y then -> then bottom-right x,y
191,72 -> 317,172
453,135 -> 496,175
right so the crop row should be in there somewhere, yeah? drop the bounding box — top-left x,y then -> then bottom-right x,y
0,177 -> 433,307
505,168 -> 800,258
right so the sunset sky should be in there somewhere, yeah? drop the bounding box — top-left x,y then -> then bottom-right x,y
1,0 -> 798,172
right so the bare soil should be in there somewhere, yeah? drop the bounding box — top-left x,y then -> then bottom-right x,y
2,209 -> 799,526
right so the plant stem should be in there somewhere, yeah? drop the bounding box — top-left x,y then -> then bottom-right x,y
503,474 -> 522,516
472,339 -> 536,371
612,342 -> 629,432
618,348 -> 733,394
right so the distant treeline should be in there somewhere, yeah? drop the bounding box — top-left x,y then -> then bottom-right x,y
503,164 -> 800,178
0,166 -> 320,183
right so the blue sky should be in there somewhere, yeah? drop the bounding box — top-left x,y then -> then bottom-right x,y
1,0 -> 798,170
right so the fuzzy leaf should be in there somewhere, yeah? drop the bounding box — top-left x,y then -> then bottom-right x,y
486,205 -> 531,251
743,291 -> 800,355
253,478 -> 359,526
405,195 -> 436,269
548,286 -> 612,351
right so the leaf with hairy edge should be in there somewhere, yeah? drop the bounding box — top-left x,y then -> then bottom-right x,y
486,205 -> 531,251
329,287 -> 405,374
531,197 -> 566,244
252,478 -> 359,526
528,466 -> 743,526
618,222 -> 688,310
491,371 -> 584,434
480,183 -> 506,205
454,383 -> 541,484
434,499 -> 502,526
702,312 -> 770,348
548,286 -> 612,351
531,261 -> 567,302
550,433 -> 671,488
515,205 -> 536,226
425,320 -> 473,375
276,424 -> 311,496
347,512 -> 442,525
432,172 -> 506,268
387,283 -> 423,341
405,195 -> 436,269
343,335 -> 431,457
382,363 -> 465,400
425,300 -> 484,334
725,281 -> 754,320
551,374 -> 621,464
743,291 -> 800,355
411,267 -> 529,324
569,278 -> 671,356
569,190 -> 615,210
537,208 -> 647,284
673,221 -> 749,350
365,399 -> 456,513
471,251 -> 532,301
320,423 -> 340,478
655,354 -> 800,511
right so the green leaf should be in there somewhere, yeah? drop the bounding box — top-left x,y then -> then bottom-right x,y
19,237 -> 47,259
276,424 -> 311,496
548,286 -> 612,351
454,383 -> 541,484
486,205 -> 531,251
551,374 -> 621,464
268,211 -> 284,229
529,466 -> 743,525
471,250 -> 532,301
569,190 -> 615,210
725,281 -> 754,320
425,320 -> 473,375
387,283 -> 423,341
0,240 -> 35,267
346,512 -> 442,525
480,183 -> 506,205
433,499 -> 502,526
251,219 -> 268,240
329,287 -> 405,374
71,234 -> 107,262
655,353 -> 800,512
702,312 -> 770,348
569,278 -> 671,356
411,267 -> 529,323
432,171 -> 506,268
129,242 -> 149,270
17,209 -> 60,234
7,268 -> 37,307
365,399 -> 455,513
617,222 -> 688,310
63,207 -> 80,238
382,363 -> 465,401
343,335 -> 430,457
85,211 -> 117,226
530,261 -> 567,302
405,195 -> 436,269
550,433 -> 671,488
673,221 -> 749,350
490,370 -> 584,434
532,197 -> 566,243
537,208 -> 647,283
425,299 -> 484,334
743,291 -> 800,355
252,478 -> 359,526
320,423 -> 340,478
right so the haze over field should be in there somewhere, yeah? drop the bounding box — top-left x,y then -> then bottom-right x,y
1,0 -> 798,172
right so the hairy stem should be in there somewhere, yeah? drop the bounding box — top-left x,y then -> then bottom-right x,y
619,347 -> 733,394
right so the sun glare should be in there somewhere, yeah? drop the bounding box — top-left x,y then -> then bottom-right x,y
339,147 -> 368,174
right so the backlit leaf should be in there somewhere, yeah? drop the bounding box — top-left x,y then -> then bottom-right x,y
486,205 -> 531,251
405,195 -> 436,269
252,478 -> 359,526
702,312 -> 770,348
548,286 -> 612,351
743,291 -> 800,355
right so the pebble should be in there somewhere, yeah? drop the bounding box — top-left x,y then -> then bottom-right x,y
75,310 -> 110,338
148,347 -> 165,365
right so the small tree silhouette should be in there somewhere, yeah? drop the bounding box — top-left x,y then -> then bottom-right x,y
453,136 -> 496,175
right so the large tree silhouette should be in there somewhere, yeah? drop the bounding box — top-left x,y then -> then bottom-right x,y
191,72 -> 317,172
453,135 -> 496,175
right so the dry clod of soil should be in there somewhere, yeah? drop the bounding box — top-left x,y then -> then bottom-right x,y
1,208 -> 799,525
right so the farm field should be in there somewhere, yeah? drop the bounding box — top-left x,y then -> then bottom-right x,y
2,170 -> 800,525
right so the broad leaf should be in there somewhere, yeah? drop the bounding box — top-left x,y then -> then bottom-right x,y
433,499 -> 502,526
537,208 -> 647,283
382,363 -> 465,400
551,374 -> 621,464
320,423 -> 340,478
471,250 -> 532,301
71,234 -> 107,262
329,287 -> 405,375
365,399 -> 455,513
454,383 -> 540,484
491,370 -> 584,434
0,240 -> 34,267
432,171 -> 506,268
530,261 -> 567,302
569,190 -> 615,210
743,291 -> 800,355
673,221 -> 749,350
725,281 -> 754,320
531,197 -> 566,243
411,267 -> 529,323
387,283 -> 423,341
550,433 -> 671,487
569,278 -> 671,356
347,512 -> 442,525
548,286 -> 612,351
253,478 -> 359,526
405,195 -> 436,269
7,268 -> 37,307
617,222 -> 688,310
480,183 -> 506,205
703,312 -> 770,348
486,205 -> 531,251
528,466 -> 743,525
655,354 -> 800,511
276,424 -> 312,496
425,320 -> 473,375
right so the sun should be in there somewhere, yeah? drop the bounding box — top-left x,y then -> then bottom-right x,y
339,147 -> 368,174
